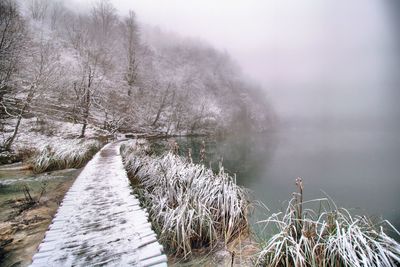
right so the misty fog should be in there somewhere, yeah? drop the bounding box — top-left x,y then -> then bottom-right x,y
71,0 -> 399,128
85,0 -> 400,229
2,0 -> 400,264
36,0 -> 400,228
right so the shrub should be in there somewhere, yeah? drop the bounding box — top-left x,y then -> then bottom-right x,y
121,139 -> 250,258
256,178 -> 400,267
32,139 -> 102,173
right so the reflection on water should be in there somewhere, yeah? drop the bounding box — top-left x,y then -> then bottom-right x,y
154,127 -> 400,235
227,0 -> 400,235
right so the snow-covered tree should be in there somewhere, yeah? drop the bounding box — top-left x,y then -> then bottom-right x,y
1,0 -> 274,143
29,0 -> 49,21
2,38 -> 61,151
120,10 -> 140,96
0,0 -> 27,107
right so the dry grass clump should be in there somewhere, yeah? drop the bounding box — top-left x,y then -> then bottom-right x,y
256,178 -> 400,267
121,139 -> 250,258
32,139 -> 102,173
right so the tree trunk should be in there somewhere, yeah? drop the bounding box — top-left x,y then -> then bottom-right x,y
4,113 -> 22,151
80,70 -> 92,138
3,86 -> 34,151
151,106 -> 162,127
79,90 -> 90,138
80,120 -> 87,138
152,85 -> 170,126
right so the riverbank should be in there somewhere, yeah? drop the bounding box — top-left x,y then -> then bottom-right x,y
2,131 -> 400,266
139,136 -> 400,266
0,167 -> 81,266
120,139 -> 263,266
0,123 -> 104,266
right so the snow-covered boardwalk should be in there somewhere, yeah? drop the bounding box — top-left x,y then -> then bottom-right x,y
30,142 -> 167,267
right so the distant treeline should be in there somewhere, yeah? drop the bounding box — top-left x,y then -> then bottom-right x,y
0,0 -> 274,151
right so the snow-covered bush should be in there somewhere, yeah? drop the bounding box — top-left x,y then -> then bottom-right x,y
256,179 -> 400,267
32,139 -> 102,173
121,139 -> 250,258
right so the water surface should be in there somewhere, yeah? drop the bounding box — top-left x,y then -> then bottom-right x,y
154,126 -> 400,235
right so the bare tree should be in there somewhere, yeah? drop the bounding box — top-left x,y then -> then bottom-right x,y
64,13 -> 90,51
73,50 -> 99,138
78,65 -> 93,138
152,83 -> 171,127
190,104 -> 206,134
49,0 -> 65,30
75,43 -> 112,138
0,0 -> 26,100
72,0 -> 118,138
29,0 -> 49,21
0,0 -> 272,140
2,39 -> 60,151
121,10 -> 139,96
90,0 -> 117,44
98,89 -> 129,134
60,2 -> 115,138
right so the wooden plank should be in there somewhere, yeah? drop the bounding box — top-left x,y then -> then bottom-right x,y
140,255 -> 169,266
29,142 -> 167,266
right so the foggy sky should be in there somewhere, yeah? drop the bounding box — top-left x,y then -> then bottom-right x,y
74,0 -> 400,124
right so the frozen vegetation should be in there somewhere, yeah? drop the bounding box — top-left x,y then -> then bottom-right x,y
0,0 -> 274,156
121,139 -> 250,258
123,140 -> 400,265
30,143 -> 167,266
31,139 -> 101,173
0,117 -> 104,172
256,179 -> 400,267
2,1 -> 399,266
0,0 -> 268,263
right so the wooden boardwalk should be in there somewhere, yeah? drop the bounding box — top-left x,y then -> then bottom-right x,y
30,142 -> 167,267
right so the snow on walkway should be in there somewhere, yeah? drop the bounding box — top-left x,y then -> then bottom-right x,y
30,142 -> 167,267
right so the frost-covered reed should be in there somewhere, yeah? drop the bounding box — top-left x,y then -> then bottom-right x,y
121,139 -> 250,258
32,139 -> 102,173
256,178 -> 400,267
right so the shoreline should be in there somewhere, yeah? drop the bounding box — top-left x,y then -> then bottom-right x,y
121,139 -> 255,264
0,168 -> 81,266
1,136 -> 399,266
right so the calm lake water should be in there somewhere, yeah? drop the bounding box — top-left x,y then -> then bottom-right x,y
194,0 -> 400,236
153,124 -> 400,235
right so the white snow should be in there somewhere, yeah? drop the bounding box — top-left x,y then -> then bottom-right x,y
30,142 -> 167,267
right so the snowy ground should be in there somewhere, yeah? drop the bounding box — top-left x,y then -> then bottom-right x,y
30,143 -> 167,267
6,118 -> 106,152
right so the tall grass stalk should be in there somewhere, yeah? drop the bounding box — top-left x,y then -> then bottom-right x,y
256,178 -> 400,267
121,139 -> 250,258
32,139 -> 102,173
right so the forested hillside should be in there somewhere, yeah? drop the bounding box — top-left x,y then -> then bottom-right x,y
0,0 -> 274,152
